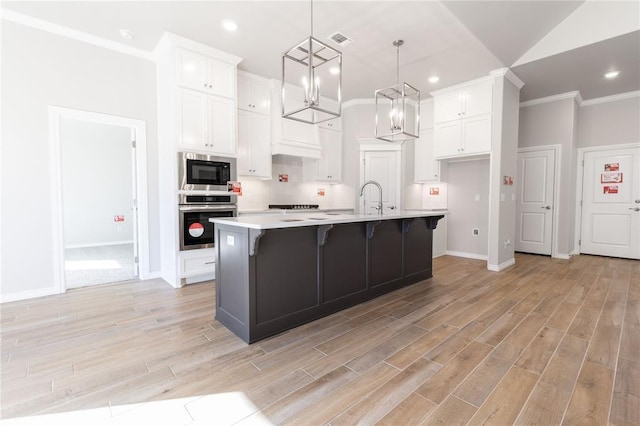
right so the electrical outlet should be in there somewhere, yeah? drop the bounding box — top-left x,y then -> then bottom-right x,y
504,238 -> 511,248
472,228 -> 479,236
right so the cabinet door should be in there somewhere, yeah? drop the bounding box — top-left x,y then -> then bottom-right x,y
176,49 -> 208,92
237,110 -> 252,174
316,128 -> 341,181
251,79 -> 271,115
414,129 -> 439,182
434,91 -> 463,124
463,81 -> 493,118
461,114 -> 491,155
434,121 -> 461,159
177,89 -> 208,150
208,59 -> 235,99
250,113 -> 272,178
208,96 -> 236,155
237,74 -> 253,112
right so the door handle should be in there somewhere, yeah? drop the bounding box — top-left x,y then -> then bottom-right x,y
541,206 -> 551,210
629,207 -> 640,212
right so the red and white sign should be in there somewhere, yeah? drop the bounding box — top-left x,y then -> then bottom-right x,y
605,163 -> 619,171
114,215 -> 125,222
603,185 -> 619,194
429,187 -> 440,196
601,172 -> 623,183
188,222 -> 205,238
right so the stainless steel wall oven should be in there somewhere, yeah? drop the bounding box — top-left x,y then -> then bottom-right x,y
179,194 -> 237,250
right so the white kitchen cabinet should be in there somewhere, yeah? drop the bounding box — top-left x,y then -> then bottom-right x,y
414,129 -> 440,182
317,98 -> 342,131
434,80 -> 493,124
176,48 -> 235,99
433,78 -> 493,159
315,128 -> 342,182
237,109 -> 271,178
177,88 -> 236,156
237,72 -> 271,115
434,114 -> 491,158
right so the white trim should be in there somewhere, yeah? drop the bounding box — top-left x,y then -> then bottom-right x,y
487,257 -> 516,272
519,91 -> 582,108
445,250 -> 488,261
157,32 -> 243,65
49,107 -> 152,295
0,287 -> 60,304
343,98 -> 376,109
489,68 -> 525,89
518,145 -> 562,259
574,142 -> 640,256
581,90 -> 640,107
555,253 -> 571,260
65,240 -> 134,249
1,9 -> 155,62
145,271 -> 162,280
569,250 -> 580,256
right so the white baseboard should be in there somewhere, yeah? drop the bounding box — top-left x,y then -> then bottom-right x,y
487,258 -> 516,272
445,250 -> 488,261
65,240 -> 134,249
554,253 -> 571,260
142,271 -> 162,280
569,249 -> 580,256
1,286 -> 62,303
433,251 -> 447,259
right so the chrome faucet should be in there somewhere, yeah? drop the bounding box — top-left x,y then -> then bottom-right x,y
359,180 -> 383,215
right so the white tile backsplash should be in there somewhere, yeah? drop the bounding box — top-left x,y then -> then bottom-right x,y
236,155 -> 355,211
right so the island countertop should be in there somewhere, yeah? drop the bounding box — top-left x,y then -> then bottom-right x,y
209,210 -> 448,230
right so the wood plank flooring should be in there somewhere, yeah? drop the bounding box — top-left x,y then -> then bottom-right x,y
1,253 -> 638,425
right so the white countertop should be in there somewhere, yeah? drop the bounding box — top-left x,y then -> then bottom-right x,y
238,208 -> 355,215
210,210 -> 447,230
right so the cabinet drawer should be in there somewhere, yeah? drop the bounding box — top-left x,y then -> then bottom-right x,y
181,254 -> 215,277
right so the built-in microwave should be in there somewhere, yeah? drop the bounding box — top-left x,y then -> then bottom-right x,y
178,152 -> 236,192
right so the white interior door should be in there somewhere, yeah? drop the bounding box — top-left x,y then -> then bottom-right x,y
580,147 -> 640,259
516,149 -> 555,255
361,150 -> 400,215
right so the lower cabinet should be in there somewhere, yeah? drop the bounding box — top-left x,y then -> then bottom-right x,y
214,216 -> 444,343
180,250 -> 215,278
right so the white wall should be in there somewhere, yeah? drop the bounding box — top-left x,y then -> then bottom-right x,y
60,119 -> 133,247
1,22 -> 159,299
518,98 -> 578,256
446,159 -> 490,257
578,96 -> 640,147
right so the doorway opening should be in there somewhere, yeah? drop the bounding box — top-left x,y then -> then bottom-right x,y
50,107 -> 149,292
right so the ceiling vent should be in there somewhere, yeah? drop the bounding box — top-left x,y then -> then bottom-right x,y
328,31 -> 353,47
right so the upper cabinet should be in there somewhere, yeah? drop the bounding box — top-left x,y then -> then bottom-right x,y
237,72 -> 271,115
414,129 -> 439,182
315,127 -> 342,182
176,48 -> 235,99
433,79 -> 493,159
434,80 -> 492,124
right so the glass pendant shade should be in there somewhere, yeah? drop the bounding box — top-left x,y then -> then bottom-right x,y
282,36 -> 342,124
375,40 -> 420,142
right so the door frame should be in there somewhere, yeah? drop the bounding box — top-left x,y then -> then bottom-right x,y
358,139 -> 402,214
574,142 -> 640,255
49,106 -> 150,294
517,145 -> 561,258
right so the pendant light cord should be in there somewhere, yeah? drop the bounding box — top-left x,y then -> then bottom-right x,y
310,0 -> 313,37
396,42 -> 400,86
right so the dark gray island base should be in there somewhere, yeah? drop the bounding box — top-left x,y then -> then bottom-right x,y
212,213 -> 445,343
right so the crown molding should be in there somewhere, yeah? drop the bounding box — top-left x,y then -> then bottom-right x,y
581,90 -> 640,107
1,8 -> 156,62
519,91 -> 582,108
430,74 -> 494,97
490,68 -> 525,89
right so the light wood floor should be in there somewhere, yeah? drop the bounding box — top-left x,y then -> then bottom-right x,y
1,254 -> 638,425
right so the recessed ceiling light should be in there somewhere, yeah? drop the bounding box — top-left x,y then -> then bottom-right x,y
329,67 -> 340,75
119,29 -> 135,40
604,70 -> 620,79
221,19 -> 238,32
428,76 -> 440,84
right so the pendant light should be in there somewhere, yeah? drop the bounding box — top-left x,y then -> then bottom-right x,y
375,40 -> 420,142
282,0 -> 342,124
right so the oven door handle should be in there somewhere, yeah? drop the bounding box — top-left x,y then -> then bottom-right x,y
179,205 -> 238,213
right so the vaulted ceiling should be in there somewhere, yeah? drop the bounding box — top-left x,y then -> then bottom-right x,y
2,1 -> 638,102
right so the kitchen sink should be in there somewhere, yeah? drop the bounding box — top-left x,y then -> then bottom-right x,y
307,217 -> 327,220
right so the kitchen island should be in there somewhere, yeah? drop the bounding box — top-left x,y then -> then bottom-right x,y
210,211 -> 445,343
